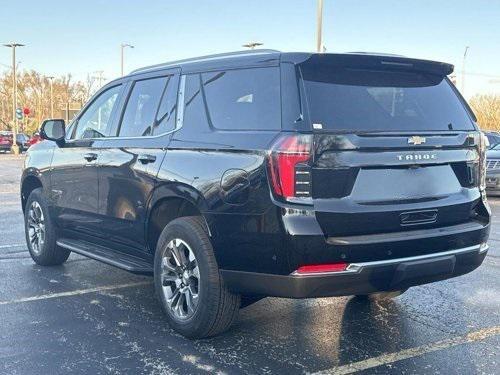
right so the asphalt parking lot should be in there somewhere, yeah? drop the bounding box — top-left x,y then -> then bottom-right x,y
0,154 -> 499,375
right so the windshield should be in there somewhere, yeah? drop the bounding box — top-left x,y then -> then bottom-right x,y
300,65 -> 475,132
487,135 -> 500,148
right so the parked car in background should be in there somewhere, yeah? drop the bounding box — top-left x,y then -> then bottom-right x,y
0,131 -> 31,153
26,133 -> 42,148
484,131 -> 500,149
0,131 -> 12,152
21,51 -> 490,338
486,143 -> 500,195
17,133 -> 31,152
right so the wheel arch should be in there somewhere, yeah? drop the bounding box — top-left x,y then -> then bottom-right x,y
21,174 -> 43,213
146,185 -> 214,254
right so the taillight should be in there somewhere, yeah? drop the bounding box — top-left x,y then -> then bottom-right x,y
268,134 -> 312,200
479,132 -> 489,193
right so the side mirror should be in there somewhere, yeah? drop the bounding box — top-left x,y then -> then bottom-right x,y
40,119 -> 66,144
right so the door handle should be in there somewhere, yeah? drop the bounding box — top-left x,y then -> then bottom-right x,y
138,154 -> 156,164
83,152 -> 98,162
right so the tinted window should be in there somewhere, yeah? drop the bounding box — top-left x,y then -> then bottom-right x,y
201,68 -> 280,130
65,122 -> 76,140
153,75 -> 179,135
182,74 -> 209,133
486,134 -> 500,149
301,65 -> 475,132
73,85 -> 121,139
119,77 -> 167,137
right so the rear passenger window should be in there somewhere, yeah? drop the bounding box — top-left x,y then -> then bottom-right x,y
153,75 -> 179,135
119,77 -> 167,137
181,68 -> 280,132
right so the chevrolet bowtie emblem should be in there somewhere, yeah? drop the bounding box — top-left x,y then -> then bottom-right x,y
408,136 -> 426,145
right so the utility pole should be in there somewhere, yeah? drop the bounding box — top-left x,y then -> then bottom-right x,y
121,43 -> 134,76
316,0 -> 324,53
3,42 -> 24,155
47,76 -> 55,118
242,42 -> 263,50
461,46 -> 469,94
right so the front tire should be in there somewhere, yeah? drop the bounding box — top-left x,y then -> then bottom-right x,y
154,216 -> 240,339
24,188 -> 70,266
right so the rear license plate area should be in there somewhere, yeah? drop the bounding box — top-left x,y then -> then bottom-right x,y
400,209 -> 438,226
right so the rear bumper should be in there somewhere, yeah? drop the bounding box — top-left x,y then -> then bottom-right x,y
222,243 -> 488,298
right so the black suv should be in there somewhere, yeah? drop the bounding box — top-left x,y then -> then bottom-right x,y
21,51 -> 490,338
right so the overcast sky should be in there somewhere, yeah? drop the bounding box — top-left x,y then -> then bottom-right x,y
1,0 -> 499,98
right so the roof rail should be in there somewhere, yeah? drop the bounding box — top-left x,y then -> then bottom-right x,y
131,49 -> 280,74
346,51 -> 406,58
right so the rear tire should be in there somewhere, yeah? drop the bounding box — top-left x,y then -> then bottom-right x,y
154,216 -> 240,339
24,188 -> 70,266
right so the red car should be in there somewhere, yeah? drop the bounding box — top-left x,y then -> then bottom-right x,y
0,131 -> 13,152
26,133 -> 42,148
0,131 -> 37,152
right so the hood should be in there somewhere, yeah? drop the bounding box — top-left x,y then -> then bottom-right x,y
486,149 -> 500,159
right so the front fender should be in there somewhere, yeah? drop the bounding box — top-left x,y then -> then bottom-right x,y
21,144 -> 55,203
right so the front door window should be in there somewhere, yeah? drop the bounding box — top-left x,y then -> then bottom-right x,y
73,85 -> 122,139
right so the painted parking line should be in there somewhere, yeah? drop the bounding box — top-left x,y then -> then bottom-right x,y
0,243 -> 25,249
0,281 -> 152,306
313,326 -> 500,375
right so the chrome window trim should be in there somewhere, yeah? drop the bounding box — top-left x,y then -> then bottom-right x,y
75,74 -> 186,142
175,75 -> 186,132
291,243 -> 488,276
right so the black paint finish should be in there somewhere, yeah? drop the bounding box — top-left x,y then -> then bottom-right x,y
21,51 -> 490,298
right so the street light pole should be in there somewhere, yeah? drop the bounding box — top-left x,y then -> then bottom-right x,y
461,46 -> 469,94
47,76 -> 54,118
121,43 -> 134,76
316,0 -> 324,53
3,42 -> 24,155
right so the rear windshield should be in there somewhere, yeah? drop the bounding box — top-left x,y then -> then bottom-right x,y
300,65 -> 475,132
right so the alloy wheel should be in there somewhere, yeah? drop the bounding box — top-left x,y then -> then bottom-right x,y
27,201 -> 45,255
160,238 -> 200,320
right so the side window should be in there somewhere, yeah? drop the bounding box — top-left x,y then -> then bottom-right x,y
182,74 -> 209,132
201,67 -> 281,130
153,74 -> 179,135
73,85 -> 121,139
65,121 -> 76,140
119,77 -> 167,137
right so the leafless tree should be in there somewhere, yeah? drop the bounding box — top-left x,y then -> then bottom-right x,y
470,94 -> 500,131
0,70 -> 91,134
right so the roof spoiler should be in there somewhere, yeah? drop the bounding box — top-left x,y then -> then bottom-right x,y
297,53 -> 454,76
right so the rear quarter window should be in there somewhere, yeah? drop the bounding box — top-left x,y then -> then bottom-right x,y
200,67 -> 281,131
